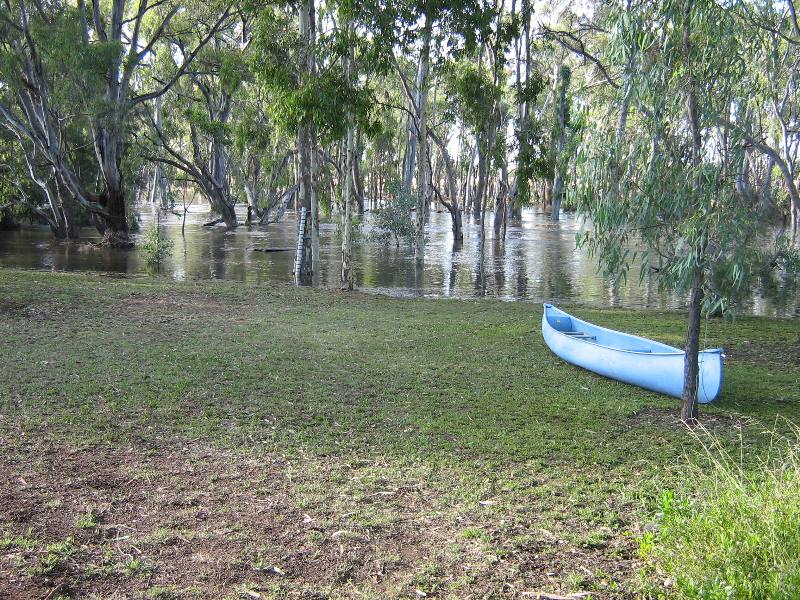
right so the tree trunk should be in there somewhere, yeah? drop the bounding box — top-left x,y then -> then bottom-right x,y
474,145 -> 488,222
57,182 -> 77,240
494,161 -> 509,237
307,1 -> 320,268
681,272 -> 704,423
680,0 -> 705,423
429,129 -> 462,241
341,25 -> 355,290
354,130 -> 365,214
413,19 -> 432,261
93,183 -> 131,247
551,65 -> 570,223
402,113 -> 416,192
294,0 -> 316,278
208,122 -> 238,229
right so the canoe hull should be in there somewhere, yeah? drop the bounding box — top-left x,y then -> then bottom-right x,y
542,304 -> 723,403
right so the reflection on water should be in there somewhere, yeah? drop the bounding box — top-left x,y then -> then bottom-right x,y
1,205 -> 797,318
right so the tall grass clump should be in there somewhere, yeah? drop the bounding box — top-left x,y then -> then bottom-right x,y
641,423 -> 800,599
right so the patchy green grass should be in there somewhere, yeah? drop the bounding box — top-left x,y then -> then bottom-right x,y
0,268 -> 798,599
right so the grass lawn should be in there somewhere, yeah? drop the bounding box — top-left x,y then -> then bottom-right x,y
1,268 -> 798,599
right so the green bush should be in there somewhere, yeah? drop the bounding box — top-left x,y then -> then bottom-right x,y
369,181 -> 416,246
642,426 -> 800,599
140,224 -> 174,267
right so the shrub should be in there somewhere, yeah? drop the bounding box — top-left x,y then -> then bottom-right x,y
642,425 -> 800,598
140,224 -> 174,267
369,181 -> 416,246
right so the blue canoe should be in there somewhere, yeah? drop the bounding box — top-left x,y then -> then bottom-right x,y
542,304 -> 723,403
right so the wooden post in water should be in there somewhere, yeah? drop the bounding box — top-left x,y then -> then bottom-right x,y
294,207 -> 308,282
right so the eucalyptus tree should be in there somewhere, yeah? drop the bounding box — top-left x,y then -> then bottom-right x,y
361,0 -> 487,259
230,87 -> 296,226
0,130 -> 67,233
298,0 -> 318,277
574,0 -> 783,421
252,1 -> 377,287
0,0 -> 232,246
443,24 -> 510,242
729,0 -> 800,246
147,12 -> 246,229
251,2 -> 323,277
0,126 -> 80,237
340,9 -> 357,289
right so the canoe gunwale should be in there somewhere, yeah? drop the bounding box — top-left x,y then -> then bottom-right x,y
543,303 -> 722,357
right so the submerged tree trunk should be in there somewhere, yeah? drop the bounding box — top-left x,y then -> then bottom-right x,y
297,0 -> 315,279
550,65 -> 570,223
429,129 -> 462,241
474,144 -> 488,223
494,160 -> 509,237
413,19 -> 432,261
341,23 -> 355,290
209,119 -> 238,230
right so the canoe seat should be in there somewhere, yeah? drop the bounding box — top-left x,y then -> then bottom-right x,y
571,334 -> 597,341
563,331 -> 585,336
547,315 -> 573,332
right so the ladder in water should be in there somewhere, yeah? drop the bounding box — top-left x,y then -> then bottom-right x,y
293,206 -> 307,277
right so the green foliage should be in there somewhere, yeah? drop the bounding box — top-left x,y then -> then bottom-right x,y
19,7 -> 122,115
34,538 -> 75,575
75,509 -> 98,529
250,6 -> 379,145
140,225 -> 174,267
572,0 -> 773,313
443,60 -> 496,134
369,181 -> 416,246
642,427 -> 800,598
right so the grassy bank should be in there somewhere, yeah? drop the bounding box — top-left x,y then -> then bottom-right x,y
1,268 -> 798,599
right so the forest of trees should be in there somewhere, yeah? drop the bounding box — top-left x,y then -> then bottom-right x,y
2,0 -> 799,416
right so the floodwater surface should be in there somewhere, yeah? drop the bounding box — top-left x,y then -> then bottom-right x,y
1,205 -> 797,317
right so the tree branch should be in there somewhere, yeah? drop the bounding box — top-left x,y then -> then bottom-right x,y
130,6 -> 233,107
538,25 -> 619,88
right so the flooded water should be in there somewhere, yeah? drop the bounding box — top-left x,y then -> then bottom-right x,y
1,204 -> 797,317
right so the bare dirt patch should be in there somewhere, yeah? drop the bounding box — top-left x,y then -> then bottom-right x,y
0,440 -> 435,599
0,300 -> 65,322
724,338 -> 800,368
119,292 -> 233,314
0,438 -> 640,599
624,407 -> 753,431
